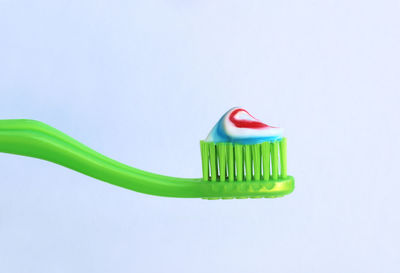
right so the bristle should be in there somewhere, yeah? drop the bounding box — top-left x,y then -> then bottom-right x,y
271,141 -> 279,180
235,144 -> 244,181
200,141 -> 209,181
209,143 -> 217,181
244,145 -> 252,181
200,138 -> 288,182
252,144 -> 261,181
261,142 -> 270,181
227,143 -> 234,182
279,138 -> 287,178
217,143 -> 226,182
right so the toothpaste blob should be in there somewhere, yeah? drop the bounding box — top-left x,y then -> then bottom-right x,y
205,107 -> 283,144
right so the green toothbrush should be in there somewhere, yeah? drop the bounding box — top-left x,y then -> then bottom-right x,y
0,110 -> 294,199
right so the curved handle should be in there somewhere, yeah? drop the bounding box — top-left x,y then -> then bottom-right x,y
0,119 -> 204,198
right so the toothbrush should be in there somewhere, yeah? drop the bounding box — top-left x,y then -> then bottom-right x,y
0,109 -> 294,199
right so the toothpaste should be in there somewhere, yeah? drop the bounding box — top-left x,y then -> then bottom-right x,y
205,107 -> 283,144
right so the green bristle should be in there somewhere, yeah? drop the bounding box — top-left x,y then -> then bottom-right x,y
271,141 -> 279,180
217,143 -> 227,182
227,143 -> 234,182
209,143 -> 217,181
261,142 -> 270,181
252,144 -> 261,181
200,141 -> 209,181
200,139 -> 288,183
279,138 -> 287,178
234,144 -> 244,181
244,145 -> 252,181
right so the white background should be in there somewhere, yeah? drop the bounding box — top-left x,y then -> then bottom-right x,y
1,1 -> 399,272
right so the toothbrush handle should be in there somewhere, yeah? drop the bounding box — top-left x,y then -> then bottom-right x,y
0,119 -> 202,197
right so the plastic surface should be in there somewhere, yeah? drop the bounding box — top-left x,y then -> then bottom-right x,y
0,119 -> 294,199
